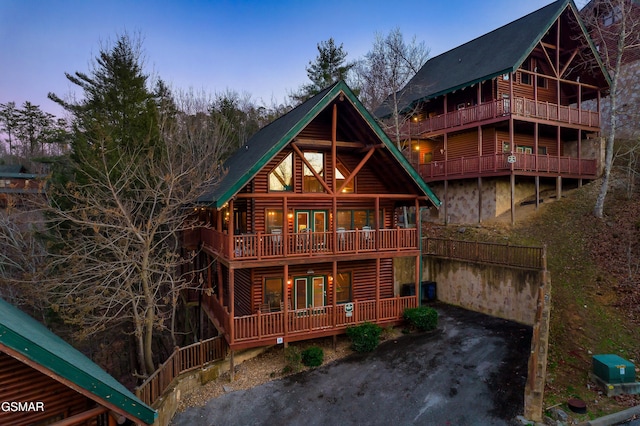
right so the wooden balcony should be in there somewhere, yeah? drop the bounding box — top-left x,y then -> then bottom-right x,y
417,152 -> 598,182
399,97 -> 600,137
202,294 -> 418,350
200,227 -> 419,262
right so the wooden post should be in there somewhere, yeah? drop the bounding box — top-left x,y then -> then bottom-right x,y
229,350 -> 235,382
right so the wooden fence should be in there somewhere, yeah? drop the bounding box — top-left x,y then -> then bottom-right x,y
423,237 -> 546,270
135,336 -> 228,406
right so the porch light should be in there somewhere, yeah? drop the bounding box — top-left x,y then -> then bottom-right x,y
288,212 -> 293,220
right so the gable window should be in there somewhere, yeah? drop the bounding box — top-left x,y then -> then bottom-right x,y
303,152 -> 325,193
336,162 -> 354,193
269,152 -> 293,192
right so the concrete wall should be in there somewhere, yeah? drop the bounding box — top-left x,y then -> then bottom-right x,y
422,257 -> 543,326
393,256 -> 417,295
427,177 -> 555,225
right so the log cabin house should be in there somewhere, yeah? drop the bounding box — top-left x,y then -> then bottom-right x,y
0,164 -> 46,209
185,81 -> 440,351
0,298 -> 157,426
375,0 -> 611,224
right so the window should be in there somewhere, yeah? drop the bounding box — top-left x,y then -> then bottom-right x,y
520,60 -> 531,85
303,152 -> 325,193
337,209 -> 380,229
264,278 -> 283,311
269,153 -> 293,191
516,146 -> 533,154
336,162 -> 354,193
502,141 -> 511,153
266,209 -> 283,233
335,271 -> 352,303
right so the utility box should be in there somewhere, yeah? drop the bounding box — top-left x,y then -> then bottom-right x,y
592,354 -> 636,384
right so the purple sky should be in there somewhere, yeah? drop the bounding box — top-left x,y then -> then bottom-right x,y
0,0 -> 581,119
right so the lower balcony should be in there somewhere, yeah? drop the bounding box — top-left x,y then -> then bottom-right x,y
202,294 -> 418,350
417,152 -> 598,182
200,227 -> 419,262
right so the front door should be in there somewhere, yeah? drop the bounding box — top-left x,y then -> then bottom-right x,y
294,276 -> 326,310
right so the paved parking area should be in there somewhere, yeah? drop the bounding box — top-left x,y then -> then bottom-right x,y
171,304 -> 532,426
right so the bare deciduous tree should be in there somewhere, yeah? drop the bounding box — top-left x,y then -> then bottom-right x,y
580,0 -> 640,217
42,90 -> 231,377
354,27 -> 429,147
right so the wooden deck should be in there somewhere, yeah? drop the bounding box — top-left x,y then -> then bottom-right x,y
200,227 -> 418,262
202,294 -> 418,350
417,152 -> 598,182
399,97 -> 600,138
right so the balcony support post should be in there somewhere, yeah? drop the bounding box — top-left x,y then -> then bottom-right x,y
535,176 -> 540,210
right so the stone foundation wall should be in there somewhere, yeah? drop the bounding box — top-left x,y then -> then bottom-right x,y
422,257 -> 542,325
427,177 -> 554,225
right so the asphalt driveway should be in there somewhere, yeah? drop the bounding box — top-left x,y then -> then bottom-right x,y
171,304 -> 532,426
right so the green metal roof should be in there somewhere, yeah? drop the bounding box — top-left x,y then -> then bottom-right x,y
375,0 -> 609,118
0,298 -> 157,425
198,80 -> 440,208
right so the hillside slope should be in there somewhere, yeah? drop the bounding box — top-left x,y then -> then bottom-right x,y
514,182 -> 640,417
431,180 -> 640,418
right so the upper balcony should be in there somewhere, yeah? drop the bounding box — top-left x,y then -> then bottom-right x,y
397,97 -> 600,138
197,227 -> 419,263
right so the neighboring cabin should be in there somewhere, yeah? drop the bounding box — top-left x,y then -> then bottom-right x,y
0,298 -> 156,426
0,164 -> 46,209
375,0 -> 610,224
183,81 -> 440,351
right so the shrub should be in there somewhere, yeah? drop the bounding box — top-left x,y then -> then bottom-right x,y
283,346 -> 302,373
346,322 -> 383,352
403,307 -> 438,332
301,346 -> 324,367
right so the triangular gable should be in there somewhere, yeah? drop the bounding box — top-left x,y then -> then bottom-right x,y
375,0 -> 610,118
0,298 -> 157,425
198,80 -> 440,208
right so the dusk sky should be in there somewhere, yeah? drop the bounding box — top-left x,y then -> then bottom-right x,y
1,0 -> 586,119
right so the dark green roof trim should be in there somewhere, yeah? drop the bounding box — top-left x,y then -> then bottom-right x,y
0,298 -> 157,425
397,68 -> 513,116
376,0 -> 610,118
198,81 -> 440,208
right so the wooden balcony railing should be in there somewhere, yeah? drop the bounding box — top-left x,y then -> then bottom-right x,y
399,97 -> 600,137
423,237 -> 547,270
201,227 -> 418,261
418,152 -> 598,181
135,336 -> 228,406
203,295 -> 417,348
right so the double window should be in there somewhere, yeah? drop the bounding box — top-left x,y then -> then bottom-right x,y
269,151 -> 355,193
337,210 -> 379,230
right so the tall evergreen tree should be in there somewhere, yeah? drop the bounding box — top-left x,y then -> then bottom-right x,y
43,34 -> 231,378
292,38 -> 354,103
